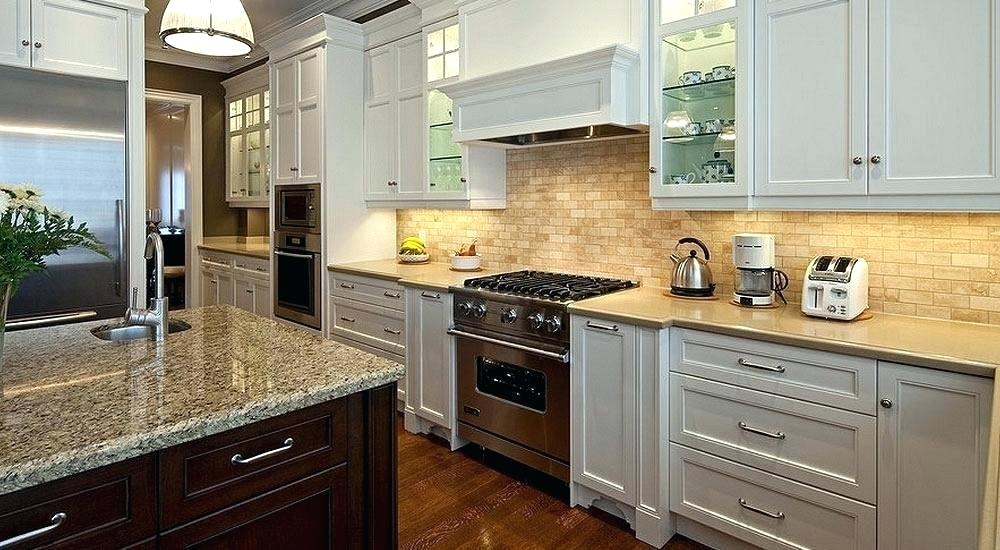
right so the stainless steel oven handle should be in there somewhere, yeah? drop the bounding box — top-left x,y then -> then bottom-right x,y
274,250 -> 315,260
447,328 -> 569,363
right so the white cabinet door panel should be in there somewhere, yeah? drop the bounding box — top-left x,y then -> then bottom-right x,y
272,58 -> 297,185
869,0 -> 1000,195
235,277 -> 254,313
366,44 -> 395,101
253,280 -> 271,318
296,100 -> 322,183
877,362 -> 993,550
406,290 -> 454,427
571,316 -> 636,505
397,92 -> 425,198
396,35 -> 423,93
755,0 -> 867,196
364,100 -> 395,199
216,271 -> 235,306
31,0 -> 126,80
0,0 -> 30,69
200,272 -> 218,306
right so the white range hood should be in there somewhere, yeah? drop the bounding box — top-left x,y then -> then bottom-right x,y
438,44 -> 648,147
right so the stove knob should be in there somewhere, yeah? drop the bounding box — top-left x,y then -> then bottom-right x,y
472,303 -> 488,319
527,312 -> 545,330
543,315 -> 563,334
457,301 -> 473,316
500,307 -> 518,324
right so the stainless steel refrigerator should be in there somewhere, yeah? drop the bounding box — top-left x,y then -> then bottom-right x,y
0,66 -> 127,327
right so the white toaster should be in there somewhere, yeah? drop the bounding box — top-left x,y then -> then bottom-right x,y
801,256 -> 869,321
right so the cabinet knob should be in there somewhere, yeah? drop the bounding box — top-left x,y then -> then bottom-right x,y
880,398 -> 893,409
34,42 -> 41,48
649,167 -> 658,174
289,167 -> 298,172
21,40 -> 29,47
460,177 -> 467,183
871,155 -> 882,165
853,156 -> 863,165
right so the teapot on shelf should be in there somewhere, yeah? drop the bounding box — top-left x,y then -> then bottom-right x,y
700,154 -> 733,183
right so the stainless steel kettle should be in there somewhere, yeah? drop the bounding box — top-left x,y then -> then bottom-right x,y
669,237 -> 716,297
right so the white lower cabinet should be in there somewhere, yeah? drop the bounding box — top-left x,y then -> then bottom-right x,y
403,287 -> 461,448
569,315 -> 672,547
199,250 -> 270,317
667,328 -> 993,550
327,271 -> 406,385
877,362 -> 993,550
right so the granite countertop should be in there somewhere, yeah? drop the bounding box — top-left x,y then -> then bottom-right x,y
0,306 -> 404,496
329,258 -> 507,291
569,286 -> 1000,378
198,242 -> 270,260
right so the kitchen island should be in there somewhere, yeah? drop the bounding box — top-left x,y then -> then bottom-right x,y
0,305 -> 403,548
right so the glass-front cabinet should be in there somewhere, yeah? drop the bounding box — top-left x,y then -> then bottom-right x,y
226,86 -> 271,207
650,0 -> 750,209
424,19 -> 467,198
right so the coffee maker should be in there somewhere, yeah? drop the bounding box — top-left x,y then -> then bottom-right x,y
732,233 -> 788,306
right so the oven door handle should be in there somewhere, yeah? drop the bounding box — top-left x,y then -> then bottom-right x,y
274,250 -> 315,260
447,328 -> 569,363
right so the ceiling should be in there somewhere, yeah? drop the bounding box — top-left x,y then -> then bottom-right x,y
144,0 -> 403,74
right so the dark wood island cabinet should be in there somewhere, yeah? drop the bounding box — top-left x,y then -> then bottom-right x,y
0,384 -> 397,550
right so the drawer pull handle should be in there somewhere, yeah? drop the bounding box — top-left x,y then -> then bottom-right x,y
340,316 -> 356,323
255,267 -> 267,272
339,283 -> 355,289
384,327 -> 401,335
384,291 -> 401,298
0,512 -> 67,549
421,292 -> 441,299
231,437 -> 294,465
738,421 -> 786,440
738,357 -> 786,373
586,321 -> 619,332
738,498 -> 785,519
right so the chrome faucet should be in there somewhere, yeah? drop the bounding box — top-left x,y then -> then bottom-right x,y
124,233 -> 169,341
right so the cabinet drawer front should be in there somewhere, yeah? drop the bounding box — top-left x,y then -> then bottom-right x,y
160,400 -> 347,529
0,456 -> 156,550
233,256 -> 270,278
671,328 -> 876,414
671,445 -> 875,550
330,272 -> 405,311
330,298 -> 405,355
200,252 -> 234,271
670,374 -> 876,503
159,465 -> 347,550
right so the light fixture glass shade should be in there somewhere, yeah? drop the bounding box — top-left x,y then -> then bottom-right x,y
664,110 -> 692,129
160,0 -> 255,57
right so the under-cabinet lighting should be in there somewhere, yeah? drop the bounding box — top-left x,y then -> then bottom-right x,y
0,124 -> 124,141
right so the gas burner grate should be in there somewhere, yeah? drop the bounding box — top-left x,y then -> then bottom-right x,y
464,270 -> 637,302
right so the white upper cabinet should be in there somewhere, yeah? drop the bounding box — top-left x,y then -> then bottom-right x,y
0,0 -> 126,79
650,0 -> 752,210
271,49 -> 323,185
364,35 -> 425,200
30,0 -> 127,80
755,0 -> 1000,208
223,66 -> 271,207
0,0 -> 30,68
868,0 -> 1000,197
754,0 -> 867,198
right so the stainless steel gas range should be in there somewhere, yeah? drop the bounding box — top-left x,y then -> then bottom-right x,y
449,271 -> 638,481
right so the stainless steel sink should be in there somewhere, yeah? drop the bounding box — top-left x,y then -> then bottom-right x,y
90,319 -> 192,342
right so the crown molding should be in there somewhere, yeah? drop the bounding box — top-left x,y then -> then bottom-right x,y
146,0 -> 404,74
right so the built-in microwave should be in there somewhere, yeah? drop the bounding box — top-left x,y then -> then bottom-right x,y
275,184 -> 320,233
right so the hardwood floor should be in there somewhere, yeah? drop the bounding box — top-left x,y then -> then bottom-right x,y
398,416 -> 710,550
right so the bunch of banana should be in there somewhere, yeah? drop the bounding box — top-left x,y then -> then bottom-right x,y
399,236 -> 427,255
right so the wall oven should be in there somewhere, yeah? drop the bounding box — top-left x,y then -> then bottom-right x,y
275,184 -> 320,233
273,230 -> 322,330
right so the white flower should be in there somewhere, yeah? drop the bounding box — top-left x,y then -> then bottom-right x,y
9,198 -> 44,212
0,183 -> 43,202
0,190 -> 8,214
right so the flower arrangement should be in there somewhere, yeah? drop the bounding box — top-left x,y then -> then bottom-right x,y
0,183 -> 110,292
0,183 -> 111,364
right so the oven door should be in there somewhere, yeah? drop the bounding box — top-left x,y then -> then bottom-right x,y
453,329 -> 570,470
273,249 -> 321,329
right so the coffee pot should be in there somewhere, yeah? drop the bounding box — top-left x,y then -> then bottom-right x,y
669,237 -> 716,297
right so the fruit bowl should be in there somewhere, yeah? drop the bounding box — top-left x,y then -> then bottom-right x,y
449,253 -> 482,271
398,253 -> 430,264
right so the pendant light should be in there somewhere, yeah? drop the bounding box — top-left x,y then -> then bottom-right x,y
160,0 -> 255,57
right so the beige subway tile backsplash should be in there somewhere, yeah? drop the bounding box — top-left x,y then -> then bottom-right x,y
398,136 -> 1000,325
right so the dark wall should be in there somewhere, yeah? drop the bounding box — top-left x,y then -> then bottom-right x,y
145,61 -> 240,237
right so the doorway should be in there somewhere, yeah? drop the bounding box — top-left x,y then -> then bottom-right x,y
145,89 -> 203,310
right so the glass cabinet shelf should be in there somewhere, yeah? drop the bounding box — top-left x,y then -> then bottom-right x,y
663,132 -> 725,145
430,154 -> 462,161
662,78 -> 735,101
429,121 -> 453,129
